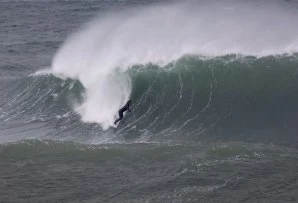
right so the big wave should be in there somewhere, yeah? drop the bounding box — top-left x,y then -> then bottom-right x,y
50,0 -> 298,130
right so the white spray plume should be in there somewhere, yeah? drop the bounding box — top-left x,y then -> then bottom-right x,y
51,0 -> 298,129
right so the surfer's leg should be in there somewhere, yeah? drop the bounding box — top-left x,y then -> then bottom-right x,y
118,110 -> 124,119
114,111 -> 124,124
114,118 -> 121,124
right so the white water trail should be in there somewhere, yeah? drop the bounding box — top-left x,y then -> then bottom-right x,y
51,0 -> 298,129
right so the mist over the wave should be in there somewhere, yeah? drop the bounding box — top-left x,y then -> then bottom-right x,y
51,0 -> 298,129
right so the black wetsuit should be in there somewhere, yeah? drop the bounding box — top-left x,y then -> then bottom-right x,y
114,100 -> 131,124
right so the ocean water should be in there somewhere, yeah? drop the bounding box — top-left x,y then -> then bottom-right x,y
1,0 -> 298,202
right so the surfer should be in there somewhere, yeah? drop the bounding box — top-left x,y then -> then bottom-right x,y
114,100 -> 132,125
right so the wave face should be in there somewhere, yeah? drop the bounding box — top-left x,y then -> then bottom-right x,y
51,0 -> 298,130
127,55 -> 298,143
4,55 -> 295,145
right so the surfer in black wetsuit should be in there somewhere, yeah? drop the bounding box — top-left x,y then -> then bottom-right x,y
114,100 -> 132,125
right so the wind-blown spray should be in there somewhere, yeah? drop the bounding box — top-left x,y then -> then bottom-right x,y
51,0 -> 298,129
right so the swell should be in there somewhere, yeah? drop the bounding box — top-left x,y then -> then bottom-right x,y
0,73 -> 83,127
126,54 -> 298,144
1,54 -> 298,145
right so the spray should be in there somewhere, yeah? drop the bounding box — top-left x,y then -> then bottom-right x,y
51,0 -> 298,129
